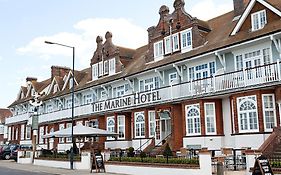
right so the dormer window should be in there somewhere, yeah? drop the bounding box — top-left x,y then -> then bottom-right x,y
109,58 -> 116,75
92,63 -> 98,80
31,88 -> 36,96
181,28 -> 192,53
98,62 -> 103,77
251,10 -> 267,31
164,36 -> 172,54
154,41 -> 164,61
69,77 -> 73,89
104,60 -> 109,75
172,33 -> 180,52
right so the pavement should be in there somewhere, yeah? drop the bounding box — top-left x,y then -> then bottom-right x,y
0,160 -> 125,175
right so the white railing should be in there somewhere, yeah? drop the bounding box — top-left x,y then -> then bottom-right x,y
8,62 -> 281,124
5,112 -> 30,125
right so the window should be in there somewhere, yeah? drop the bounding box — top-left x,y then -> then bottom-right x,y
39,126 -> 44,144
109,58 -> 116,75
169,72 -> 178,85
104,60 -> 109,75
31,88 -> 36,96
172,33 -> 180,52
181,28 -> 192,52
234,48 -> 271,71
83,94 -> 92,104
118,115 -> 125,139
186,104 -> 201,135
21,124 -> 25,140
135,112 -> 145,138
66,99 -> 72,109
69,77 -> 73,89
92,63 -> 99,80
148,111 -> 156,137
204,103 -> 216,134
113,84 -> 129,98
164,36 -> 172,54
26,126 -> 31,140
251,10 -> 267,31
139,77 -> 160,92
46,104 -> 53,113
262,94 -> 276,131
59,124 -> 65,143
107,117 -> 115,140
189,62 -> 215,81
100,90 -> 107,100
237,96 -> 259,132
98,62 -> 103,77
66,123 -> 72,142
154,41 -> 164,60
15,128 -> 18,140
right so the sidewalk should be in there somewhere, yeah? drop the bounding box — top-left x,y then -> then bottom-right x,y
0,160 -> 125,175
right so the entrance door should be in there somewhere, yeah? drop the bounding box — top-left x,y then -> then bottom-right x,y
160,118 -> 171,142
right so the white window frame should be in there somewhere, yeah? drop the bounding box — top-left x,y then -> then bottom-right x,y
172,33 -> 180,52
98,61 -> 103,77
109,58 -> 116,75
154,40 -> 164,61
181,28 -> 192,53
204,103 -> 217,135
20,124 -> 25,140
26,126 -> 31,140
169,72 -> 178,85
251,9 -> 267,31
164,36 -> 172,55
139,77 -> 160,92
59,124 -> 65,143
185,104 -> 201,136
92,63 -> 99,80
262,94 -> 276,131
134,112 -> 145,138
84,93 -> 92,105
237,95 -> 259,133
39,126 -> 44,144
104,60 -> 109,75
148,111 -> 156,138
117,115 -> 125,140
107,116 -> 115,140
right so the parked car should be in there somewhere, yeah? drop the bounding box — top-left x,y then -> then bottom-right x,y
0,144 -> 19,160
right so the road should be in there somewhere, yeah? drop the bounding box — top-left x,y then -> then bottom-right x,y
0,166 -> 52,175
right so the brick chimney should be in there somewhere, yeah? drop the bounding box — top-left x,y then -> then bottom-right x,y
233,0 -> 250,17
51,66 -> 71,79
26,77 -> 37,82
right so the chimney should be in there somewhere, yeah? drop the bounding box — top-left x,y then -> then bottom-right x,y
233,0 -> 250,17
26,77 -> 37,82
51,66 -> 71,80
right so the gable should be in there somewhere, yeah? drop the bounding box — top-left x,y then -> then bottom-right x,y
231,0 -> 281,36
62,71 -> 78,91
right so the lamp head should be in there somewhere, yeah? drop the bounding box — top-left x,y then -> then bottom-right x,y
45,41 -> 54,44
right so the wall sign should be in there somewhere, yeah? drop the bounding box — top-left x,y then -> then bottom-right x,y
252,155 -> 274,175
93,91 -> 161,113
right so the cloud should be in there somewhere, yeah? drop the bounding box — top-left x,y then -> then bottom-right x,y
17,18 -> 147,68
190,0 -> 233,20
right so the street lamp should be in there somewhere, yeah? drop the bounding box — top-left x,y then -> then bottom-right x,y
44,41 -> 75,170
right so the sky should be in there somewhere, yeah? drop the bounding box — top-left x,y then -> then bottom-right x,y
0,0 -> 233,108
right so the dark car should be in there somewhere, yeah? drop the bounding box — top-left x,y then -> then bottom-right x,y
0,144 -> 19,160
10,144 -> 32,161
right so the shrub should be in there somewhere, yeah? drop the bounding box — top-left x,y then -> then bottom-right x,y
163,144 -> 173,157
127,147 -> 135,157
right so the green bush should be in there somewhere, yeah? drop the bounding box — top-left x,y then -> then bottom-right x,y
163,144 -> 173,157
127,147 -> 135,157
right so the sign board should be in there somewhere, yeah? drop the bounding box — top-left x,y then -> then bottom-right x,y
91,152 -> 105,173
31,114 -> 39,130
93,91 -> 161,113
252,155 -> 274,175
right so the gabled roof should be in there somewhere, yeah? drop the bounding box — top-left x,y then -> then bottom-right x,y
231,0 -> 281,36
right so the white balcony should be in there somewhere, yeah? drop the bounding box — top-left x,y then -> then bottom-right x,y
5,112 -> 30,125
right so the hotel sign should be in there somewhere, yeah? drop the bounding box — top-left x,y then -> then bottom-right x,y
93,91 -> 161,113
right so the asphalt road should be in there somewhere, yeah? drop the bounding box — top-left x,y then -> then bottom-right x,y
0,166 -> 53,175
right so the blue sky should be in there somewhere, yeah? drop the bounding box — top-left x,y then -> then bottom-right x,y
0,0 -> 233,108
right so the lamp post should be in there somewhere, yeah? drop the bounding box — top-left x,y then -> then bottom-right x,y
45,41 -> 75,170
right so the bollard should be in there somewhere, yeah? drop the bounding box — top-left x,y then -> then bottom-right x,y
217,162 -> 224,175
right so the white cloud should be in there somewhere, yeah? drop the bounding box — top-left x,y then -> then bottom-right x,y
190,0 -> 233,20
17,18 -> 147,68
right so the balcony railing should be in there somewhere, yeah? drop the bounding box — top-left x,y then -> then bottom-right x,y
5,112 -> 30,125
8,61 -> 281,124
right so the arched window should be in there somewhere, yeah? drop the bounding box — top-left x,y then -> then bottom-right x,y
135,112 -> 145,138
186,104 -> 201,135
237,96 -> 259,132
107,117 -> 115,140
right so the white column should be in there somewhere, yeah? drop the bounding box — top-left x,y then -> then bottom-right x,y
199,150 -> 212,175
